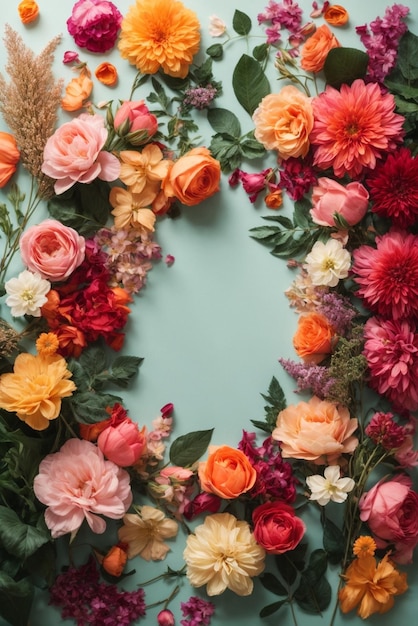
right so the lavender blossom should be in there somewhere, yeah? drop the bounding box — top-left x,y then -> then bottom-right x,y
279,357 -> 335,397
183,85 -> 218,110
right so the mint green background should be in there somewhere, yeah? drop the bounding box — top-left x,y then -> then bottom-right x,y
0,1 -> 417,625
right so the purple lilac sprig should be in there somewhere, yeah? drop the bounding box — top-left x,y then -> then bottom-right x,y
279,358 -> 335,397
183,85 -> 218,110
317,291 -> 358,336
180,596 -> 215,626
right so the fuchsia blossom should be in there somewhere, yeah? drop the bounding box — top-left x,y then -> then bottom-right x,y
230,167 -> 275,202
67,0 -> 123,53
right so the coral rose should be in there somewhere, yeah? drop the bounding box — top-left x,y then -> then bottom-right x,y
0,132 -> 20,187
253,86 -> 314,159
164,147 -> 221,206
198,445 -> 257,498
97,409 -> 147,466
310,177 -> 369,227
300,24 -> 341,73
20,219 -> 86,282
293,311 -> 336,364
272,396 -> 358,465
67,0 -> 123,53
252,501 -> 305,554
324,5 -> 349,26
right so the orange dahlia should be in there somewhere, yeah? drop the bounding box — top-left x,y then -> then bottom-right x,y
118,0 -> 201,78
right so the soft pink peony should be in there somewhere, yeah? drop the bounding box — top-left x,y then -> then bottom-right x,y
310,79 -> 405,178
41,113 -> 120,194
352,230 -> 418,322
20,219 -> 85,282
67,0 -> 123,53
33,438 -> 132,538
310,177 -> 369,227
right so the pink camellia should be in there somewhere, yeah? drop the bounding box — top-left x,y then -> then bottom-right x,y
97,404 -> 147,467
114,100 -> 158,146
33,438 -> 132,538
42,113 -> 120,194
252,501 -> 305,554
310,177 -> 369,227
359,474 -> 418,564
20,219 -> 85,282
67,0 -> 123,53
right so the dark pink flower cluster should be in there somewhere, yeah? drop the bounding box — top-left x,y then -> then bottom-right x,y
67,0 -> 123,53
257,0 -> 304,45
365,412 -> 407,451
278,156 -> 317,200
180,596 -> 215,626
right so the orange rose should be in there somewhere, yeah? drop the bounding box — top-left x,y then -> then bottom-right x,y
293,312 -> 335,364
18,0 -> 39,24
0,132 -> 20,187
300,24 -> 341,73
164,147 -> 221,206
100,543 -> 128,577
264,189 -> 283,209
95,62 -> 118,86
253,86 -> 314,159
324,5 -> 349,27
61,67 -> 93,112
198,445 -> 257,499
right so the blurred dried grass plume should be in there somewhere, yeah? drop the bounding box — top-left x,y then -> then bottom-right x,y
0,25 -> 63,198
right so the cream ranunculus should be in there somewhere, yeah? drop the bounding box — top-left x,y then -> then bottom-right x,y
304,239 -> 351,287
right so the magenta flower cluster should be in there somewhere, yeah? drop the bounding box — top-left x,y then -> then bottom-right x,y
67,0 -> 123,53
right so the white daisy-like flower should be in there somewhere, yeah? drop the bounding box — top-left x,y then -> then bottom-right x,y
304,239 -> 351,287
306,465 -> 355,506
5,270 -> 51,317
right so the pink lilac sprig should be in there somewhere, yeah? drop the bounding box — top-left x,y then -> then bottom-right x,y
183,85 -> 218,110
317,291 -> 357,336
279,358 -> 335,397
180,596 -> 215,626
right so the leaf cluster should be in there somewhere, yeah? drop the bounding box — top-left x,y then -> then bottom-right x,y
251,376 -> 287,434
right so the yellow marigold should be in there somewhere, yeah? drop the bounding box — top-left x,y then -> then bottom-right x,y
36,332 -> 60,357
118,0 -> 201,78
353,536 -> 377,559
0,352 -> 76,430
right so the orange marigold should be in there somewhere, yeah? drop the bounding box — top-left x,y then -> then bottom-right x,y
353,536 -> 377,559
36,332 -> 60,357
118,0 -> 201,78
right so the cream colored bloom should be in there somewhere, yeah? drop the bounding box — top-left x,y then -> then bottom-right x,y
183,512 -> 265,596
304,239 -> 351,287
5,269 -> 50,317
118,505 -> 178,561
306,465 -> 355,506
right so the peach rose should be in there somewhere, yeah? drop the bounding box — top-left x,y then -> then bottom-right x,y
198,445 -> 257,499
164,147 -> 221,206
0,132 -> 20,187
293,312 -> 336,364
300,24 -> 341,73
253,86 -> 314,159
272,396 -> 358,465
310,177 -> 369,227
324,5 -> 349,26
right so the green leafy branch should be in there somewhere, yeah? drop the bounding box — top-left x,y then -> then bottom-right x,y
251,376 -> 287,434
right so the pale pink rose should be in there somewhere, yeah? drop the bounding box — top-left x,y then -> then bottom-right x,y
272,396 -> 358,465
20,219 -> 85,282
310,177 -> 369,227
359,474 -> 418,564
41,113 -> 120,194
97,417 -> 147,467
157,466 -> 194,483
114,100 -> 158,146
33,438 -> 132,538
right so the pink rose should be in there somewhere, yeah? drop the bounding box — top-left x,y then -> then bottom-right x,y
42,113 -> 120,194
114,100 -> 158,146
20,219 -> 85,282
97,409 -> 147,467
252,501 -> 305,554
67,0 -> 122,53
359,474 -> 418,564
310,177 -> 369,227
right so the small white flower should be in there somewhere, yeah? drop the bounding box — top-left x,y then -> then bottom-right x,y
208,15 -> 227,37
306,465 -> 355,506
5,270 -> 51,317
304,239 -> 351,287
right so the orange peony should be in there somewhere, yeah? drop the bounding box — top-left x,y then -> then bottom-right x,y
300,24 -> 341,73
61,67 -> 93,112
118,0 -> 200,78
324,5 -> 349,26
293,311 -> 336,364
18,0 -> 39,24
95,62 -> 118,86
198,445 -> 257,499
163,147 -> 221,206
272,396 -> 358,465
253,86 -> 314,159
0,132 -> 20,187
0,352 -> 76,430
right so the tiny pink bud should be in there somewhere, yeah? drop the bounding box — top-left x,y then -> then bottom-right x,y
157,609 -> 175,626
165,254 -> 175,266
63,51 -> 80,64
160,403 -> 174,418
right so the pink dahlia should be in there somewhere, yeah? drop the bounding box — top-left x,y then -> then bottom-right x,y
351,230 -> 418,321
33,438 -> 132,538
363,316 -> 418,411
310,79 -> 405,178
366,148 -> 418,228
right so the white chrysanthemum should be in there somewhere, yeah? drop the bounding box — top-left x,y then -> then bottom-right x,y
306,465 -> 355,506
5,270 -> 51,317
304,239 -> 351,287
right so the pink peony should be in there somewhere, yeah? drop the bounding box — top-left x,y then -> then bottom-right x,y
67,0 -> 122,53
33,438 -> 132,538
41,113 -> 120,195
310,177 -> 369,227
20,219 -> 85,282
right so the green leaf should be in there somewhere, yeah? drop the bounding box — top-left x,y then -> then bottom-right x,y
79,347 -> 107,383
294,573 -> 332,613
107,356 -> 143,388
70,392 -> 122,423
275,544 -> 307,587
206,44 -> 224,60
396,30 -> 418,81
232,54 -> 270,116
259,572 -> 288,596
323,517 -> 345,564
169,429 -> 214,466
250,418 -> 273,434
259,599 -> 288,618
0,574 -> 33,626
207,108 -> 241,138
0,507 -> 50,561
323,47 -> 369,89
232,10 -> 252,36
262,376 -> 287,413
240,136 -> 266,159
253,43 -> 269,62
293,198 -> 313,229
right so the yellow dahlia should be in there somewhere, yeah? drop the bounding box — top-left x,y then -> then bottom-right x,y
118,0 -> 201,78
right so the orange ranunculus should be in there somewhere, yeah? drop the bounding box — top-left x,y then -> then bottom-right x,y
61,67 -> 93,112
163,147 -> 221,206
264,189 -> 283,209
0,132 -> 20,187
198,445 -> 257,499
300,24 -> 341,73
293,311 -> 336,364
18,0 -> 39,24
100,543 -> 129,577
253,86 -> 314,159
95,62 -> 118,86
324,5 -> 349,27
